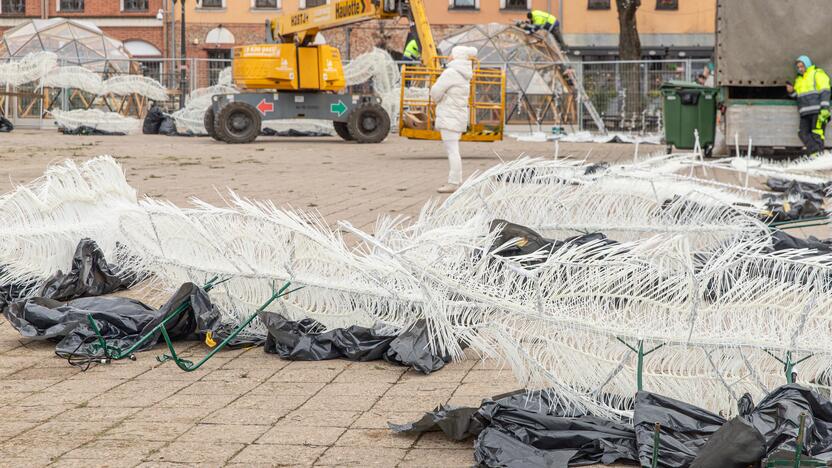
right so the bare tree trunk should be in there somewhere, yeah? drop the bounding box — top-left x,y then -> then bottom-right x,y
617,0 -> 642,120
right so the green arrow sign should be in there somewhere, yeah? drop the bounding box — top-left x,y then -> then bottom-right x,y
330,100 -> 347,117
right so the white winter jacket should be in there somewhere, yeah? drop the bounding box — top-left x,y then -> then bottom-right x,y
430,46 -> 477,134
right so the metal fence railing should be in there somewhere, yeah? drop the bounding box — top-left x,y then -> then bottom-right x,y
1,56 -> 709,133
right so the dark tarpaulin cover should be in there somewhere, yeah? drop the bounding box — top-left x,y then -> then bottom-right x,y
762,178 -> 828,222
0,239 -> 133,312
690,417 -> 766,468
748,385 -> 832,460
142,106 -> 164,134
261,313 -> 449,374
488,219 -> 615,262
391,389 -> 639,467
769,230 -> 832,253
59,126 -> 126,136
5,282 -> 218,357
393,385 -> 832,467
633,391 -> 725,468
0,115 -> 13,132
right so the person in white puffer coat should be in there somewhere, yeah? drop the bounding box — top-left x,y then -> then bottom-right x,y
430,46 -> 477,193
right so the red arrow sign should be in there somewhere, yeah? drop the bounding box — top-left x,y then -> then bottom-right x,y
256,99 -> 274,116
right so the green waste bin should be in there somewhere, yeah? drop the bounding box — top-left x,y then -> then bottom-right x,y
661,80 -> 719,154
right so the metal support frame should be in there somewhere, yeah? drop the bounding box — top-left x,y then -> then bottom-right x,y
87,276 -> 230,361
155,281 -> 302,372
764,350 -> 815,384
617,337 -> 665,391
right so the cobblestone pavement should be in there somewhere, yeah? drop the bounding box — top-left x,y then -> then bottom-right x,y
0,132 -> 648,467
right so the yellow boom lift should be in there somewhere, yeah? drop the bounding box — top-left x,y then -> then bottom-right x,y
206,0 -> 505,144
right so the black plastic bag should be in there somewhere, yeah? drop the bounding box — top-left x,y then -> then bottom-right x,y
6,282 -> 218,358
690,417 -> 766,468
392,388 -> 638,467
59,125 -> 125,136
0,239 -> 132,313
142,105 -> 164,134
261,313 -> 449,374
158,116 -> 177,135
0,115 -> 13,132
747,384 -> 832,460
38,239 -> 135,302
769,230 -> 832,253
633,391 -> 725,468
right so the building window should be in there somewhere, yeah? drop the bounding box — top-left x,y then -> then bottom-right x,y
254,0 -> 279,8
656,0 -> 678,10
301,0 -> 326,8
449,0 -> 477,9
59,0 -> 84,11
588,0 -> 610,9
123,0 -> 148,11
1,0 -> 25,14
207,50 -> 231,86
501,0 -> 529,10
200,0 -> 224,8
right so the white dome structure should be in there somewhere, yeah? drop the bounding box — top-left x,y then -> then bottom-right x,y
0,18 -> 134,74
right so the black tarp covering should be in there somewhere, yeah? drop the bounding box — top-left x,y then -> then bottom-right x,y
59,126 -> 126,136
142,105 -> 164,134
0,239 -> 133,313
260,128 -> 331,137
38,239 -> 135,302
0,115 -> 14,132
6,282 -> 218,357
690,417 -> 766,468
158,116 -> 177,136
488,219 -> 615,261
763,177 -> 829,222
633,392 -> 725,467
769,230 -> 832,253
748,385 -> 832,460
392,385 -> 832,467
261,313 -> 449,374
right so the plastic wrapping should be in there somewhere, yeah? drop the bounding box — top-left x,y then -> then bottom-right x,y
261,313 -> 449,374
6,282 -> 217,358
0,115 -> 13,132
393,385 -> 832,466
633,391 -> 725,468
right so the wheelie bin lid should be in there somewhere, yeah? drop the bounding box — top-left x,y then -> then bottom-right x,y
660,80 -> 719,95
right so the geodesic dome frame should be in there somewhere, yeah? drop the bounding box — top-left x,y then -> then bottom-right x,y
438,23 -> 577,126
0,18 -> 135,75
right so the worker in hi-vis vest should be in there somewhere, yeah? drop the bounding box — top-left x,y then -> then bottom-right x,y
524,10 -> 565,50
403,31 -> 420,62
787,55 -> 831,155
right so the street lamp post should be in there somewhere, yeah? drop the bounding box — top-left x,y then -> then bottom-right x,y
173,0 -> 187,109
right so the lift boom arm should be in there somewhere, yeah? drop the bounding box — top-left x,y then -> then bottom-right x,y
271,0 -> 437,67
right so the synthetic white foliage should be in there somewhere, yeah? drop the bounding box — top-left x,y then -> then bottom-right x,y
102,75 -> 168,101
0,51 -> 57,87
50,109 -> 141,134
0,156 -> 138,297
4,154 -> 832,419
42,66 -> 104,95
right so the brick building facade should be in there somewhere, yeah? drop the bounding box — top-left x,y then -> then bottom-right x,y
0,0 -> 166,58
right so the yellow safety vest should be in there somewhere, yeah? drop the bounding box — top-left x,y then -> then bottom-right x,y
404,39 -> 420,60
794,65 -> 831,115
530,10 -> 557,27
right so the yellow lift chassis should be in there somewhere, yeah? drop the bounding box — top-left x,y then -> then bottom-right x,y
206,0 -> 505,144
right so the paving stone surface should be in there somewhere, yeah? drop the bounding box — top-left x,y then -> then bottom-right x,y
0,132 -> 664,466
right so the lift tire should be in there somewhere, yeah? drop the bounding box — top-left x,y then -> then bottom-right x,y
204,107 -> 221,141
347,102 -> 390,144
215,102 -> 261,144
333,121 -> 353,141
